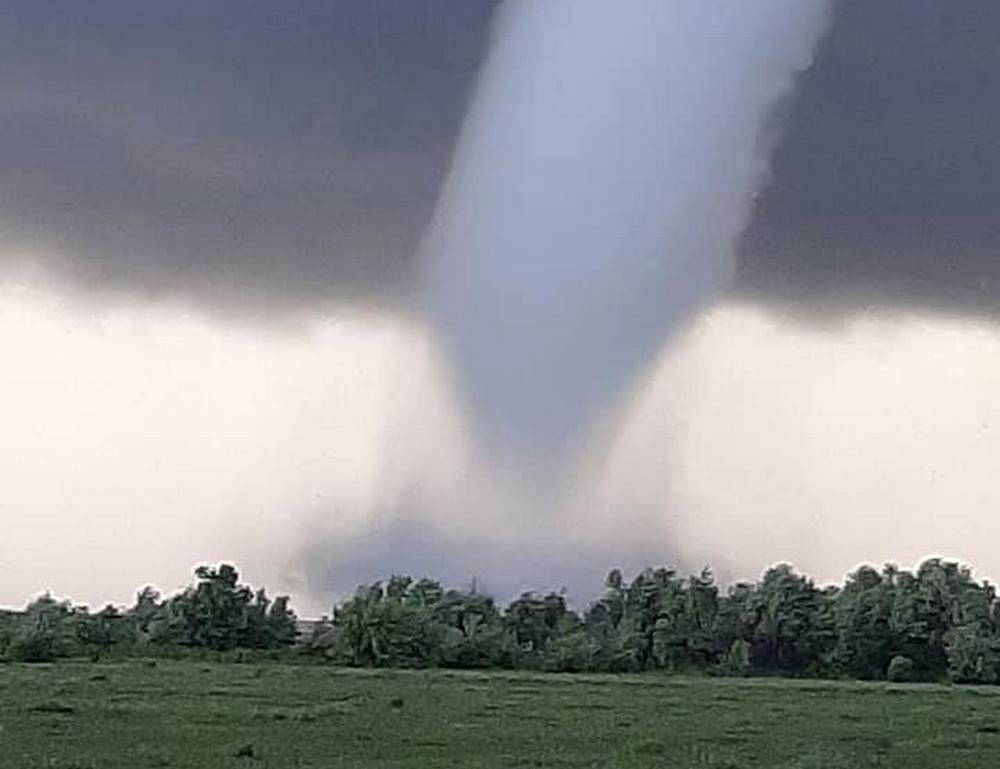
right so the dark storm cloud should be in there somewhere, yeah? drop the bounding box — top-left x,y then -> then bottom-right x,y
0,0 -> 496,310
0,0 -> 997,317
737,0 -> 1000,317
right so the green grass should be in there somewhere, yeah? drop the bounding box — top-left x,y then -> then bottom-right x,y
2,661 -> 1000,767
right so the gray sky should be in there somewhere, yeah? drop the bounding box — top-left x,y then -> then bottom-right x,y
3,1 -> 1000,613
738,0 -> 1000,318
1,0 -> 997,317
0,0 -> 495,312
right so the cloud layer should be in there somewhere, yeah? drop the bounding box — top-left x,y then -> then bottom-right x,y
2,1 -> 1000,318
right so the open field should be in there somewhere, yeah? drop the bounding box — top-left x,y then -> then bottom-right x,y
2,661 -> 1000,768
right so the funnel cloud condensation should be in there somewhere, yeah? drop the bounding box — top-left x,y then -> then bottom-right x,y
422,1 -> 831,463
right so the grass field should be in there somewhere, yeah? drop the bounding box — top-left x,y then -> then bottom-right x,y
2,661 -> 1000,768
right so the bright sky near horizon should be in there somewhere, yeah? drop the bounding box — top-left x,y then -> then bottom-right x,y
5,275 -> 1000,615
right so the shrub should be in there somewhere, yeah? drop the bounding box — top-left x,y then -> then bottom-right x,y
945,625 -> 1000,684
886,655 -> 914,683
8,625 -> 59,662
718,639 -> 752,677
543,631 -> 592,673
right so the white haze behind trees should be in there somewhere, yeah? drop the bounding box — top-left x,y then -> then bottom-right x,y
5,282 -> 1000,616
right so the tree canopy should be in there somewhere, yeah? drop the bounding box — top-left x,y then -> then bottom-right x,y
4,558 -> 1000,685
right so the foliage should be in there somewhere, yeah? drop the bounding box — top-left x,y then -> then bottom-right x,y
7,594 -> 78,662
76,605 -> 136,660
3,564 -> 296,661
332,576 -> 503,668
7,558 -> 1000,686
886,655 -> 915,683
150,564 -> 298,651
329,558 -> 1000,682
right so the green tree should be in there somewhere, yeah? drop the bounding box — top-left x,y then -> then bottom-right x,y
76,604 -> 134,660
833,565 -> 895,679
8,594 -> 77,662
743,565 -> 833,674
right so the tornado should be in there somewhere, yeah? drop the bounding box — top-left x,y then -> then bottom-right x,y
422,1 -> 830,469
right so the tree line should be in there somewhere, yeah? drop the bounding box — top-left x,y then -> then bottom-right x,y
4,558 -> 1000,685
0,564 -> 297,662
324,559 -> 1000,684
